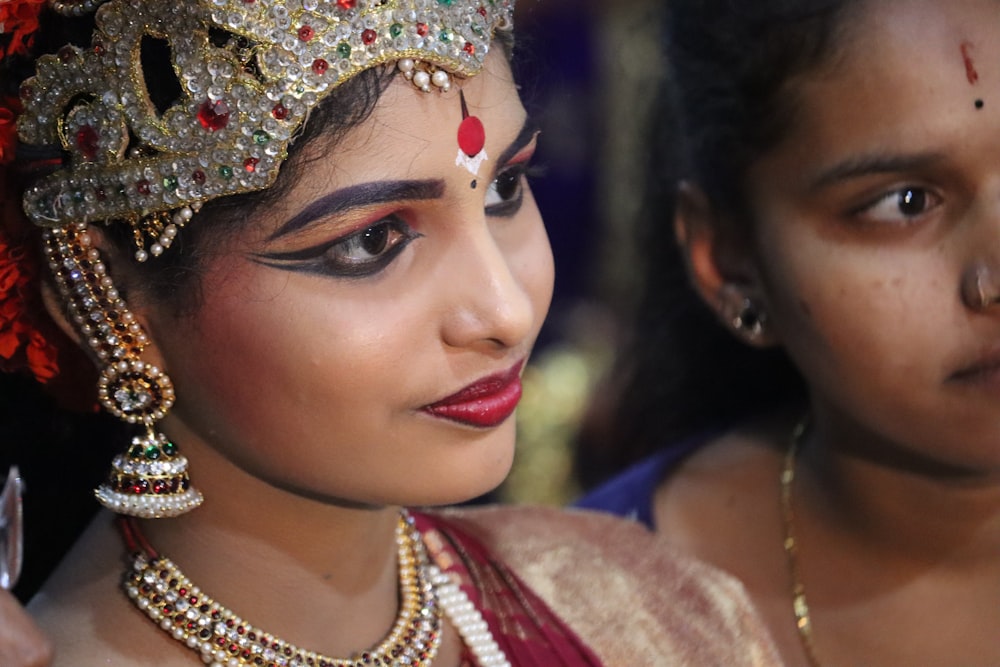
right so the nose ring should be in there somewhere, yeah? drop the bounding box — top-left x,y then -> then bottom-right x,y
961,261 -> 1000,311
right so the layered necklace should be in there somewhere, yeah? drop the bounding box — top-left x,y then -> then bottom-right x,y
120,511 -> 510,667
779,420 -> 822,667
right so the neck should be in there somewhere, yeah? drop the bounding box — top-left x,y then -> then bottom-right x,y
799,407 -> 1000,570
132,429 -> 404,658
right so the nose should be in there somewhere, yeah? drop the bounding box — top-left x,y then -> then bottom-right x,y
439,225 -> 543,351
961,261 -> 1000,311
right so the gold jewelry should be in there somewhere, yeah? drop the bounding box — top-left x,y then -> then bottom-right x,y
18,0 -> 515,261
780,419 -> 822,667
44,222 -> 202,517
123,511 -> 443,667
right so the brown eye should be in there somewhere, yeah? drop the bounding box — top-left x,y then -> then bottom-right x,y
859,185 -> 939,226
898,188 -> 926,217
360,225 -> 389,255
485,163 -> 529,217
495,170 -> 520,201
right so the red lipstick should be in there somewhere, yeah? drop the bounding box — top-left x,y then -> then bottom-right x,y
423,361 -> 525,428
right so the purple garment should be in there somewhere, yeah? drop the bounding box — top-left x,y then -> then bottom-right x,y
574,437 -> 707,530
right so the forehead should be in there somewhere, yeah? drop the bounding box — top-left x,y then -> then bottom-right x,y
759,0 -> 1000,172
327,49 -> 520,176
803,0 -> 1000,113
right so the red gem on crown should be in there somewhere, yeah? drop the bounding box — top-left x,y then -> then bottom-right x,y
197,99 -> 230,132
76,125 -> 99,161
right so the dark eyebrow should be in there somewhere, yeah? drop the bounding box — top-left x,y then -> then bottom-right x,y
808,151 -> 946,190
267,179 -> 444,241
493,117 -> 540,174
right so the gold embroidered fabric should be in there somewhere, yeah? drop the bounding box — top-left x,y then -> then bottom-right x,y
434,505 -> 784,667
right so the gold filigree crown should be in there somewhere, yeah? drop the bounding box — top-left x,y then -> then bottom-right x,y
17,0 -> 513,259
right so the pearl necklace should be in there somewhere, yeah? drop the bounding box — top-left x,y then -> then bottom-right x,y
122,511 -> 510,667
780,420 -> 822,667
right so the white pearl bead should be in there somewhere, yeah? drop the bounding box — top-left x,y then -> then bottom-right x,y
431,70 -> 450,88
398,58 -> 415,73
413,70 -> 430,90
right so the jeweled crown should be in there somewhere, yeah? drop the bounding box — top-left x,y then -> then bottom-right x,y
16,0 -> 513,258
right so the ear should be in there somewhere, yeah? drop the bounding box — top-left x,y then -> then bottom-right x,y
38,226 -> 170,369
674,181 -> 777,347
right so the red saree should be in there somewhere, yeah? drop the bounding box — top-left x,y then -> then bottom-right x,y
415,511 -> 605,666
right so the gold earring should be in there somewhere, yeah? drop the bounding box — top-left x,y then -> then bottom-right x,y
43,223 -> 202,518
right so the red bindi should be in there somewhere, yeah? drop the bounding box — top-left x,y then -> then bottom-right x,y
457,90 -> 485,157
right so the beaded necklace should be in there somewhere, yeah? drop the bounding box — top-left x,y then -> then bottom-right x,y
120,511 -> 511,667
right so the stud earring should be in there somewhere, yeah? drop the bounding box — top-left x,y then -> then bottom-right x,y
43,223 -> 202,518
732,297 -> 767,339
719,285 -> 768,342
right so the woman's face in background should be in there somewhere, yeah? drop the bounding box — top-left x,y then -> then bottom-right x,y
739,0 -> 1000,472
134,49 -> 554,508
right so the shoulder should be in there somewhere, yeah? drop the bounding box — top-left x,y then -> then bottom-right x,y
431,505 -> 783,667
29,513 -> 191,667
574,437 -> 707,527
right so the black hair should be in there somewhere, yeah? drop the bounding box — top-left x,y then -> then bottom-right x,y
576,0 -> 857,487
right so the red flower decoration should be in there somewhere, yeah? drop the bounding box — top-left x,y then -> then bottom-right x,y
0,95 -> 60,384
0,0 -> 45,61
0,71 -> 97,409
0,95 -> 20,165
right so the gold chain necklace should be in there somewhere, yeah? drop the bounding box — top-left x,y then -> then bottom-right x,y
122,512 -> 442,667
780,419 -> 824,667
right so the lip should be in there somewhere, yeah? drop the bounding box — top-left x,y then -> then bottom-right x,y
948,347 -> 1000,384
422,360 -> 525,428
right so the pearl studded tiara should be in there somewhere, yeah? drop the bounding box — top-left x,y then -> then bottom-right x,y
16,0 -> 514,260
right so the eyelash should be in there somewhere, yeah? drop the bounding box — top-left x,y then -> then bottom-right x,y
852,185 -> 941,226
485,161 -> 545,218
256,158 -> 545,278
254,215 -> 419,278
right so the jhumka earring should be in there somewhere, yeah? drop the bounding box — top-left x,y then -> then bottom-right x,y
43,223 -> 202,518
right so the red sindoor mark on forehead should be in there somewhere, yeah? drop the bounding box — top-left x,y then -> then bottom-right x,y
961,41 -> 984,109
961,42 -> 979,84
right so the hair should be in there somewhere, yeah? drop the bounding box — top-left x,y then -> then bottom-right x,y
576,0 -> 860,487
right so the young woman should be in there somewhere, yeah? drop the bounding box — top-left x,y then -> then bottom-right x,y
579,0 -> 1000,665
0,1 -> 782,665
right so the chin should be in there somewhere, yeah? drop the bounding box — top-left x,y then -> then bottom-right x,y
409,446 -> 516,507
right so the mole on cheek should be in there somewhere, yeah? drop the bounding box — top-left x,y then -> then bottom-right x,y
798,299 -> 813,318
